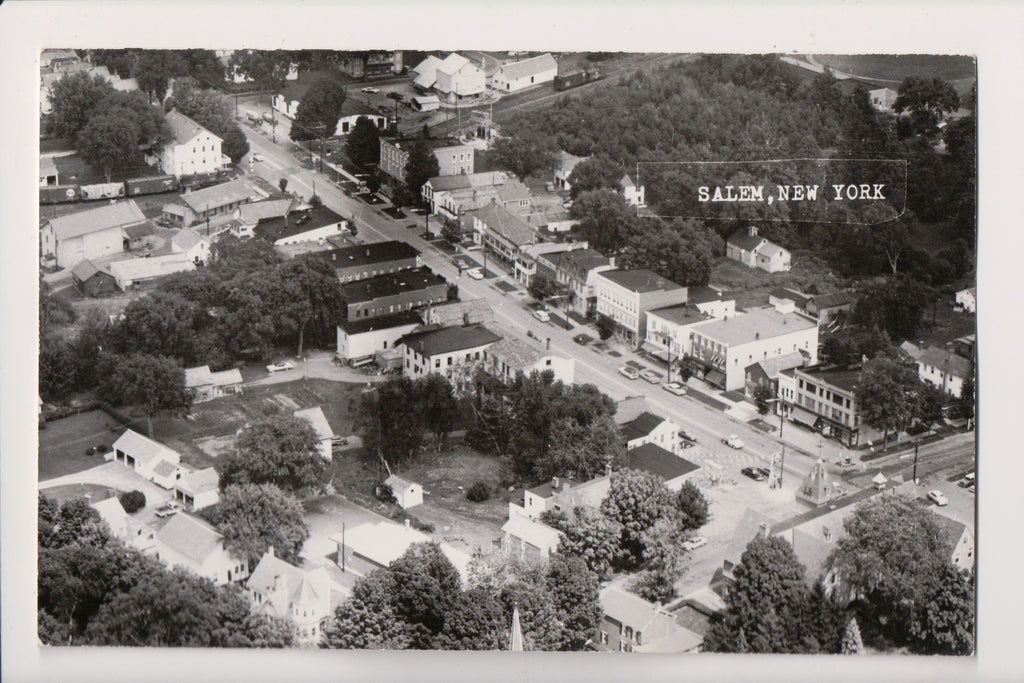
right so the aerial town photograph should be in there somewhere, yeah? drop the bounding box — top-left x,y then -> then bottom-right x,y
33,45 -> 976,661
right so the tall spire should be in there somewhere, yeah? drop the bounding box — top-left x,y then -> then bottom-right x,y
508,603 -> 524,652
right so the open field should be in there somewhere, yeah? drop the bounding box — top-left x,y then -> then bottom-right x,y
38,409 -> 126,480
811,54 -> 976,84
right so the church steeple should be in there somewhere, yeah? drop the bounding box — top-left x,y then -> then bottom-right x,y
508,603 -> 524,652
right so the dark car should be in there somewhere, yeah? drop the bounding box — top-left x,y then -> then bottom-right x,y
741,467 -> 770,482
678,429 -> 697,443
573,333 -> 594,345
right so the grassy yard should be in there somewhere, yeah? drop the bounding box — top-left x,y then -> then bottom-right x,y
39,409 -> 127,481
41,483 -> 118,505
710,254 -> 846,311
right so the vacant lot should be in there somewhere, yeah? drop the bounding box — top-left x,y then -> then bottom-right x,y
39,409 -> 127,480
710,254 -> 846,311
811,54 -> 976,84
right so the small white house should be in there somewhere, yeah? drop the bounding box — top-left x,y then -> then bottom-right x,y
955,287 -> 976,314
173,467 -> 221,511
111,429 -> 183,489
184,365 -> 244,403
868,87 -> 898,112
384,474 -> 423,509
294,407 -> 335,461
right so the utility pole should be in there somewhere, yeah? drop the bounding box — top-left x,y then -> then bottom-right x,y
779,444 -> 787,487
912,442 -> 919,484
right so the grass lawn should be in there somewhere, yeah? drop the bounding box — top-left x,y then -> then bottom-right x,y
811,55 -> 977,83
39,409 -> 127,481
41,483 -> 118,505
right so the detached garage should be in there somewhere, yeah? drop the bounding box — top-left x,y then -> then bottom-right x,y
411,95 -> 441,112
71,259 -> 117,297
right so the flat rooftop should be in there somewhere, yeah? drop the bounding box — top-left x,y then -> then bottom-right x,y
692,307 -> 817,346
339,267 -> 447,303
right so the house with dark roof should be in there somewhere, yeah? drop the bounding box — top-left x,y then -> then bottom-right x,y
917,346 -> 973,398
686,285 -> 736,318
514,475 -> 612,521
255,206 -> 347,246
40,200 -> 146,268
247,549 -> 339,646
621,443 -> 700,491
154,513 -> 248,586
154,110 -> 227,180
161,178 -> 260,228
618,411 -> 680,454
336,310 -> 424,363
400,324 -> 502,385
595,269 -> 688,345
70,259 -> 117,297
340,267 -> 448,321
554,248 -> 615,318
726,226 -> 791,272
422,171 -> 531,219
805,290 -> 857,324
471,201 -> 537,272
597,585 -> 702,653
314,240 -> 421,283
488,53 -> 558,93
790,364 -> 866,446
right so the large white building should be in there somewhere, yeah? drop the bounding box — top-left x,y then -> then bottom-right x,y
400,324 -> 502,388
433,53 -> 486,103
484,335 -> 575,386
336,310 -> 424,363
488,53 -> 558,93
156,111 -> 228,180
40,200 -> 146,268
154,513 -> 249,586
595,270 -> 689,345
247,549 -> 340,646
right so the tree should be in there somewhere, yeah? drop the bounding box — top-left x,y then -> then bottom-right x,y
112,291 -> 200,363
569,189 -> 637,255
414,374 -> 459,451
403,140 -> 440,206
491,130 -> 559,180
39,335 -> 78,401
292,77 -> 347,143
436,587 -> 506,650
959,376 -> 976,423
545,414 -> 623,482
77,113 -> 141,182
221,414 -> 327,493
221,125 -> 250,164
279,177 -> 289,193
353,376 -> 426,468
278,256 -> 345,357
675,481 -> 709,532
599,469 -> 676,568
48,71 -> 116,141
440,217 -> 462,245
98,353 -> 190,437
228,50 -> 294,93
894,77 -> 961,140
596,313 -> 616,340
567,155 -> 624,199
321,571 -> 412,649
96,90 -> 172,150
38,495 -> 109,551
527,273 -> 559,302
753,382 -> 774,418
911,565 -> 975,655
851,277 -> 934,341
132,49 -> 186,104
343,116 -> 382,169
202,483 -> 310,565
857,356 -> 921,451
118,491 -> 146,513
385,542 -> 464,648
89,49 -> 140,79
163,77 -> 248,162
546,507 -> 622,580
630,518 -> 688,603
545,555 -> 602,651
841,617 -> 865,654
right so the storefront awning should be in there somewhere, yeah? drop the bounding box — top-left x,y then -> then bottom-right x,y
640,342 -> 671,363
789,405 -> 821,429
706,369 -> 726,387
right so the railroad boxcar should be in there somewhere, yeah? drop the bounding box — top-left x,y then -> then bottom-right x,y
39,184 -> 80,204
124,175 -> 179,196
79,182 -> 126,200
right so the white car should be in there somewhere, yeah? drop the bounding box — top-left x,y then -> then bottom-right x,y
682,536 -> 707,551
266,361 -> 295,373
618,366 -> 640,380
533,309 -> 551,322
155,501 -> 181,518
467,268 -> 484,280
927,490 -> 949,506
251,153 -> 264,162
663,382 -> 688,396
361,87 -> 380,94
640,369 -> 661,384
724,434 -> 745,449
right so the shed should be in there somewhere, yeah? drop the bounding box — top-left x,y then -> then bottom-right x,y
70,259 -> 117,297
411,95 -> 441,112
384,474 -> 423,509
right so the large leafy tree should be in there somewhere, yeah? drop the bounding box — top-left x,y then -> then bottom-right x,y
132,49 -> 187,103
344,116 -> 381,169
567,155 -> 624,199
111,291 -> 201,363
851,276 -> 934,341
545,507 -> 622,580
292,77 -> 347,143
228,49 -> 294,93
48,71 -> 116,140
97,353 -> 190,436
545,413 -> 623,482
492,129 -> 559,180
856,355 -> 921,451
40,335 -> 78,401
403,139 -> 441,206
436,587 -> 506,650
221,414 -> 327,493
96,90 -> 172,150
385,542 -> 463,649
569,189 -> 638,255
599,468 -> 677,568
202,483 -> 310,566
894,77 -> 961,140
414,374 -> 460,451
910,565 -> 975,655
321,571 -> 412,649
675,481 -> 710,532
353,376 -> 427,467
278,256 -> 345,356
77,113 -> 141,182
617,218 -> 717,286
545,555 -> 602,651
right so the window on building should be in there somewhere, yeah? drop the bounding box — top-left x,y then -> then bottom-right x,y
435,359 -> 441,368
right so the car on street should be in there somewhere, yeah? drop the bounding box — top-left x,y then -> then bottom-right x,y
741,466 -> 770,481
618,366 -> 640,380
266,361 -> 296,373
155,501 -> 181,518
663,381 -> 687,395
251,152 -> 264,162
682,536 -> 708,551
406,223 -> 418,230
640,369 -> 661,384
724,434 -> 745,449
361,87 -> 380,94
467,268 -> 484,280
959,472 -> 975,488
533,309 -> 551,322
678,429 -> 697,443
927,490 -> 949,506
573,333 -> 594,345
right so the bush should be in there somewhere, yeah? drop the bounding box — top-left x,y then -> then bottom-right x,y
119,490 -> 146,513
465,482 -> 491,503
376,483 -> 397,505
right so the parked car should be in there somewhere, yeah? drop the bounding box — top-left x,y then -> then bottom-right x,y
361,87 -> 380,94
618,366 -> 640,380
678,429 -> 697,443
406,223 -> 418,230
573,333 -> 594,345
251,153 -> 264,162
663,381 -> 687,395
741,466 -> 769,482
533,309 -> 551,322
682,536 -> 708,551
958,472 -> 975,488
155,501 -> 181,518
266,361 -> 295,373
724,434 -> 745,449
467,268 -> 484,280
640,369 -> 661,384
927,490 -> 949,506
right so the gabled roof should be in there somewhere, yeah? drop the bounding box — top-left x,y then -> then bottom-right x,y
45,200 -> 146,241
501,514 -> 563,549
176,178 -> 256,213
598,269 -> 684,294
899,341 -> 923,360
238,198 -> 295,224
153,460 -> 179,478
412,55 -> 443,80
111,429 -> 181,466
185,365 -> 215,388
755,351 -> 807,378
918,346 -> 973,379
769,287 -> 810,308
70,259 -> 110,282
487,336 -> 548,370
727,227 -> 767,251
165,110 -> 220,146
474,202 -> 535,247
556,150 -> 586,176
437,53 -> 471,75
211,368 -> 243,386
171,228 -> 206,253
335,521 -> 471,579
156,513 -> 225,564
400,324 -> 502,358
931,511 -> 972,550
622,443 -> 699,480
247,552 -> 333,614
91,497 -> 128,532
107,254 -> 195,282
619,411 -> 666,442
494,53 -> 557,82
174,467 -> 220,497
810,290 -> 856,309
754,240 -> 789,257
599,585 -> 675,634
294,407 -> 334,441
957,286 -> 977,298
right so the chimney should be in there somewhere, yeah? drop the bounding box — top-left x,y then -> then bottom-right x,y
273,574 -> 283,592
546,337 -> 551,350
268,545 -> 275,557
552,476 -> 560,489
755,331 -> 760,340
404,519 -> 411,529
561,480 -> 570,492
748,226 -> 758,237
758,522 -> 770,539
